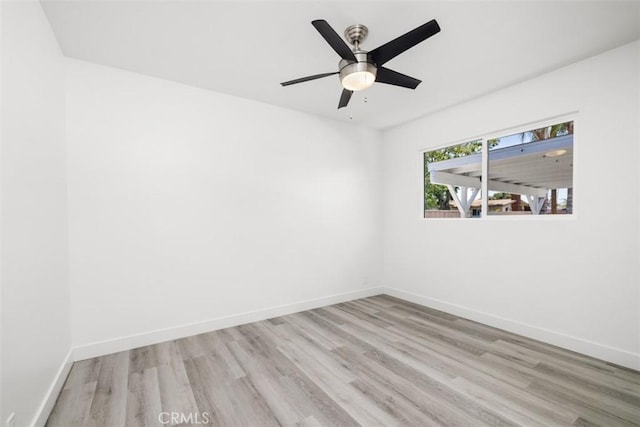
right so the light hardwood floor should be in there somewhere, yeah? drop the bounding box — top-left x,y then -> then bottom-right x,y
47,295 -> 640,426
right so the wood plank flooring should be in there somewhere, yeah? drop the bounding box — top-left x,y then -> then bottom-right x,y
47,295 -> 640,426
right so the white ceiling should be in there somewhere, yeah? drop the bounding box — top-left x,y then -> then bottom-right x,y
41,1 -> 640,130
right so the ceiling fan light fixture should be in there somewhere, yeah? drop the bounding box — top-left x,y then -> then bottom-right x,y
339,54 -> 377,91
341,70 -> 376,91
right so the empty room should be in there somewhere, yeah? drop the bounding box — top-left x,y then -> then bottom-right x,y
1,0 -> 639,426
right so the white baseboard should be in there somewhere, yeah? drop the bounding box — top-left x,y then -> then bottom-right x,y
71,285 -> 638,369
32,348 -> 74,427
383,287 -> 640,371
73,287 -> 384,361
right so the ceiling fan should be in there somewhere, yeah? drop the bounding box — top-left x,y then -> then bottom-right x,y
281,19 -> 441,109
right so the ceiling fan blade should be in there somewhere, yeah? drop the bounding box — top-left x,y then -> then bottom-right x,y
338,89 -> 353,109
369,19 -> 440,66
312,20 -> 357,62
375,67 -> 421,89
281,72 -> 338,86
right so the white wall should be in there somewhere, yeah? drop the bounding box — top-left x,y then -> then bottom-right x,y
382,41 -> 640,369
0,1 -> 71,425
65,60 -> 383,355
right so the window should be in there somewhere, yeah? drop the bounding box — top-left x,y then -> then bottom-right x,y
487,121 -> 573,215
424,140 -> 483,218
423,119 -> 574,219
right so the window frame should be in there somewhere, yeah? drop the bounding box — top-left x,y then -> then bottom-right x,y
420,112 -> 578,221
